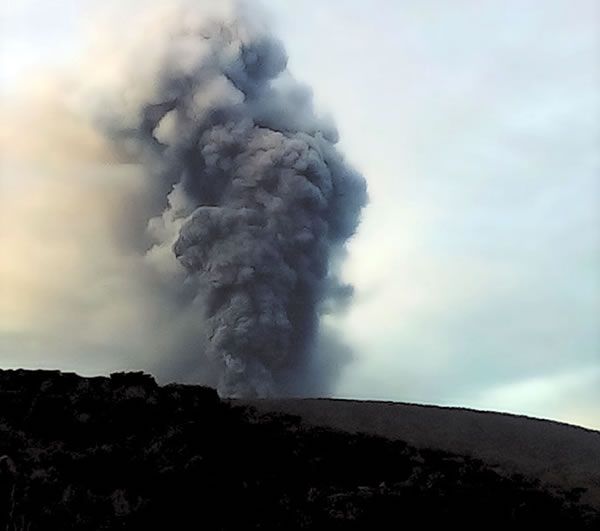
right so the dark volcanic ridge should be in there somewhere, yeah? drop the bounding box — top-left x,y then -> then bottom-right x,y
0,369 -> 598,530
242,396 -> 600,509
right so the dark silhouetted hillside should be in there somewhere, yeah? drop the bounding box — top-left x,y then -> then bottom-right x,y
243,397 -> 600,509
0,369 -> 598,530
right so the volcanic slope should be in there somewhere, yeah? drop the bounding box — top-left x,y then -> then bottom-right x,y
242,397 -> 600,509
0,369 -> 598,529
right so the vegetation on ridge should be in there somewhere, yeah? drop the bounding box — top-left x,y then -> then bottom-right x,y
0,369 -> 597,530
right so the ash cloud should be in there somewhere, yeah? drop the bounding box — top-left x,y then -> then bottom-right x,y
0,1 -> 367,397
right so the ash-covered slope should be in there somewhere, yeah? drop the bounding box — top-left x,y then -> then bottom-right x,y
0,370 -> 598,530
243,397 -> 600,509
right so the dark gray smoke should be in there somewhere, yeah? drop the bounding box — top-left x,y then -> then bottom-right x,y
84,2 -> 367,397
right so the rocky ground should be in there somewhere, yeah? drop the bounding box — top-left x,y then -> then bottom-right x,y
0,369 -> 598,530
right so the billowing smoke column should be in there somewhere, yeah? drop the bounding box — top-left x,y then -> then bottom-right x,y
84,2 -> 367,396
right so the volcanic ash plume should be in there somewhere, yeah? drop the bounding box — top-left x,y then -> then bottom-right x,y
4,1 -> 367,397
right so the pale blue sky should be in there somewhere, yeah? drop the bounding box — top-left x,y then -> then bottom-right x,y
1,0 -> 599,428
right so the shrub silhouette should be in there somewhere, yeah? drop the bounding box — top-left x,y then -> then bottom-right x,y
0,369 -> 597,530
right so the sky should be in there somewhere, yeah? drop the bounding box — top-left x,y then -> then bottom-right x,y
1,0 -> 599,429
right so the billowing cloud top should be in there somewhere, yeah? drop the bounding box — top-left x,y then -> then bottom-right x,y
0,0 -> 367,397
